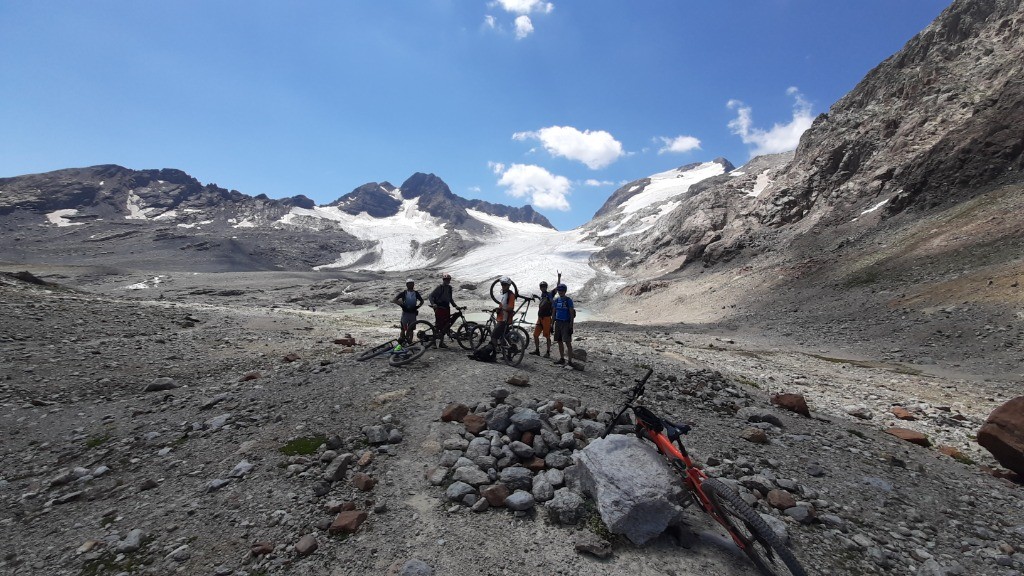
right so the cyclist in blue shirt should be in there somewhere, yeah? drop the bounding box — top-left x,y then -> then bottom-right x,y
551,283 -> 576,367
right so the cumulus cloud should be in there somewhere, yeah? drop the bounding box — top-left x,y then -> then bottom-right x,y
656,135 -> 702,155
512,125 -> 624,169
584,179 -> 614,187
494,163 -> 571,211
494,0 -> 553,15
514,15 -> 534,39
728,87 -> 814,157
486,0 -> 553,39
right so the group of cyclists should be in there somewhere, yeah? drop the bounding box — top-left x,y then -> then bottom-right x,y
391,273 -> 578,368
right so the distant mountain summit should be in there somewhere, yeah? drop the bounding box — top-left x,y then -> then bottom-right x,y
329,172 -> 553,228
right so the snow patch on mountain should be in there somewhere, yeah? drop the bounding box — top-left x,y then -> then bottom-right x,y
618,161 -> 725,214
444,210 -> 601,290
283,198 -> 446,271
46,209 -> 83,227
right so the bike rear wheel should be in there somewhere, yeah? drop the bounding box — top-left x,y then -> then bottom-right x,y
389,342 -> 426,366
357,340 -> 398,361
413,320 -> 435,347
701,478 -> 807,576
455,321 -> 478,350
502,327 -> 528,366
468,325 -> 488,350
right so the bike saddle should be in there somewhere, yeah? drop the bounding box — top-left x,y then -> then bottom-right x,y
664,421 -> 692,441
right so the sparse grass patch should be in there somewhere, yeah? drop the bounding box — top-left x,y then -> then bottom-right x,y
279,435 -> 327,456
85,435 -> 111,449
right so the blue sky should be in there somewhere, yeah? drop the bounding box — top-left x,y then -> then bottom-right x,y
0,1 -> 950,230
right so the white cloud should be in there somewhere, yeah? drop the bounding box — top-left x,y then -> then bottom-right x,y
584,179 -> 614,187
468,186 -> 482,194
728,87 -> 814,157
495,163 -> 571,211
483,14 -> 497,29
514,15 -> 534,39
487,161 -> 506,175
494,0 -> 554,15
512,125 -> 624,169
656,135 -> 702,155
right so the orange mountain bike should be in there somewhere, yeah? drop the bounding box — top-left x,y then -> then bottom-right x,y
602,369 -> 807,576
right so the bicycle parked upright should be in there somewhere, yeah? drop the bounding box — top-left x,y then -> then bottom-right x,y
602,369 -> 807,576
419,305 -> 479,350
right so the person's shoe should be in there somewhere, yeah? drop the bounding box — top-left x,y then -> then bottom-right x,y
438,342 -> 449,349
529,349 -> 541,356
553,358 -> 565,365
543,351 -> 551,358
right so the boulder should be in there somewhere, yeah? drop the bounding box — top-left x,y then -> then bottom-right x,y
441,403 -> 469,423
885,427 -> 931,447
571,435 -> 688,544
771,393 -> 810,417
977,396 -> 1024,476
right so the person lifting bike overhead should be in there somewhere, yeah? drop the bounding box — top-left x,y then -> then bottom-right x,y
391,278 -> 424,344
490,276 -> 515,346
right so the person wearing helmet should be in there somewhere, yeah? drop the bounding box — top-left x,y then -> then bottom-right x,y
552,283 -> 576,367
391,278 -> 424,344
490,276 -> 516,346
530,280 -> 553,357
428,273 -> 459,348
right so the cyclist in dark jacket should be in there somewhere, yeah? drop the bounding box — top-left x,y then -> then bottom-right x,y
391,279 -> 423,344
530,281 -> 553,357
427,273 -> 458,348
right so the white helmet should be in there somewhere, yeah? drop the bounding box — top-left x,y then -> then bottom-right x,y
499,276 -> 511,284
406,278 -> 415,284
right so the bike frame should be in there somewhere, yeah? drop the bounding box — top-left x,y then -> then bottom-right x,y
612,371 -> 753,552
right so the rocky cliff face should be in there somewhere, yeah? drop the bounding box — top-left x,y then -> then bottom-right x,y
612,0 -> 1024,276
761,0 -> 1024,228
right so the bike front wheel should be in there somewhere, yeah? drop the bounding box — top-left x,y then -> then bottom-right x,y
389,343 -> 426,366
489,277 -> 520,304
468,325 -> 488,350
701,478 -> 807,576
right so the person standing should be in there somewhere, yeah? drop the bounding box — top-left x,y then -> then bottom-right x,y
391,279 -> 423,344
551,283 -> 576,367
530,280 -> 553,357
490,276 -> 515,346
428,273 -> 458,348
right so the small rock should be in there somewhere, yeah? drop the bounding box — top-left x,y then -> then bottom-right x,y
351,472 -> 377,491
771,393 -> 810,417
885,427 -> 931,447
441,403 -> 470,422
329,510 -> 368,534
294,534 -> 318,556
143,377 -> 179,392
504,490 -> 536,511
741,428 -> 769,444
574,532 -> 613,558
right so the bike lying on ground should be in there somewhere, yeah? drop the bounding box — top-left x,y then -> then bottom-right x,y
418,305 -> 479,350
354,338 -> 427,366
602,369 -> 807,576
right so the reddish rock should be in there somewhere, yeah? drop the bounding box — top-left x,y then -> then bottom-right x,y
771,393 -> 810,417
441,403 -> 470,423
294,534 -> 318,556
325,500 -> 357,513
351,472 -> 376,491
551,400 -> 564,413
741,428 -> 769,444
239,371 -> 261,382
978,396 -> 1024,477
766,489 -> 797,510
329,510 -> 368,534
463,414 -> 487,435
480,484 -> 510,507
521,431 -> 535,446
885,427 -> 931,447
333,337 -> 356,346
506,375 -> 530,387
937,445 -> 969,462
523,456 -> 546,472
251,541 -> 274,556
283,353 -> 301,363
891,406 -> 916,421
357,451 -> 373,467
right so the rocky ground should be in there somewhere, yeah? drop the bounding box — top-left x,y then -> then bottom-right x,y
1,265 -> 1023,576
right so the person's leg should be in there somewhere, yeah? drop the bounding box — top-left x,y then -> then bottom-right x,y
531,321 -> 542,354
553,321 -> 565,364
543,318 -> 552,357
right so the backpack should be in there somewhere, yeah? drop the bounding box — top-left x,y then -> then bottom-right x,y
469,344 -> 497,362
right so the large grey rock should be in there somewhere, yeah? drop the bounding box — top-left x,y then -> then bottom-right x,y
545,487 -> 586,525
510,409 -> 542,432
486,405 -> 514,432
398,558 -> 434,576
499,466 -> 533,492
465,437 -> 491,459
453,466 -> 489,487
323,453 -> 354,482
445,481 -> 475,502
504,490 -> 535,511
572,435 -> 688,544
